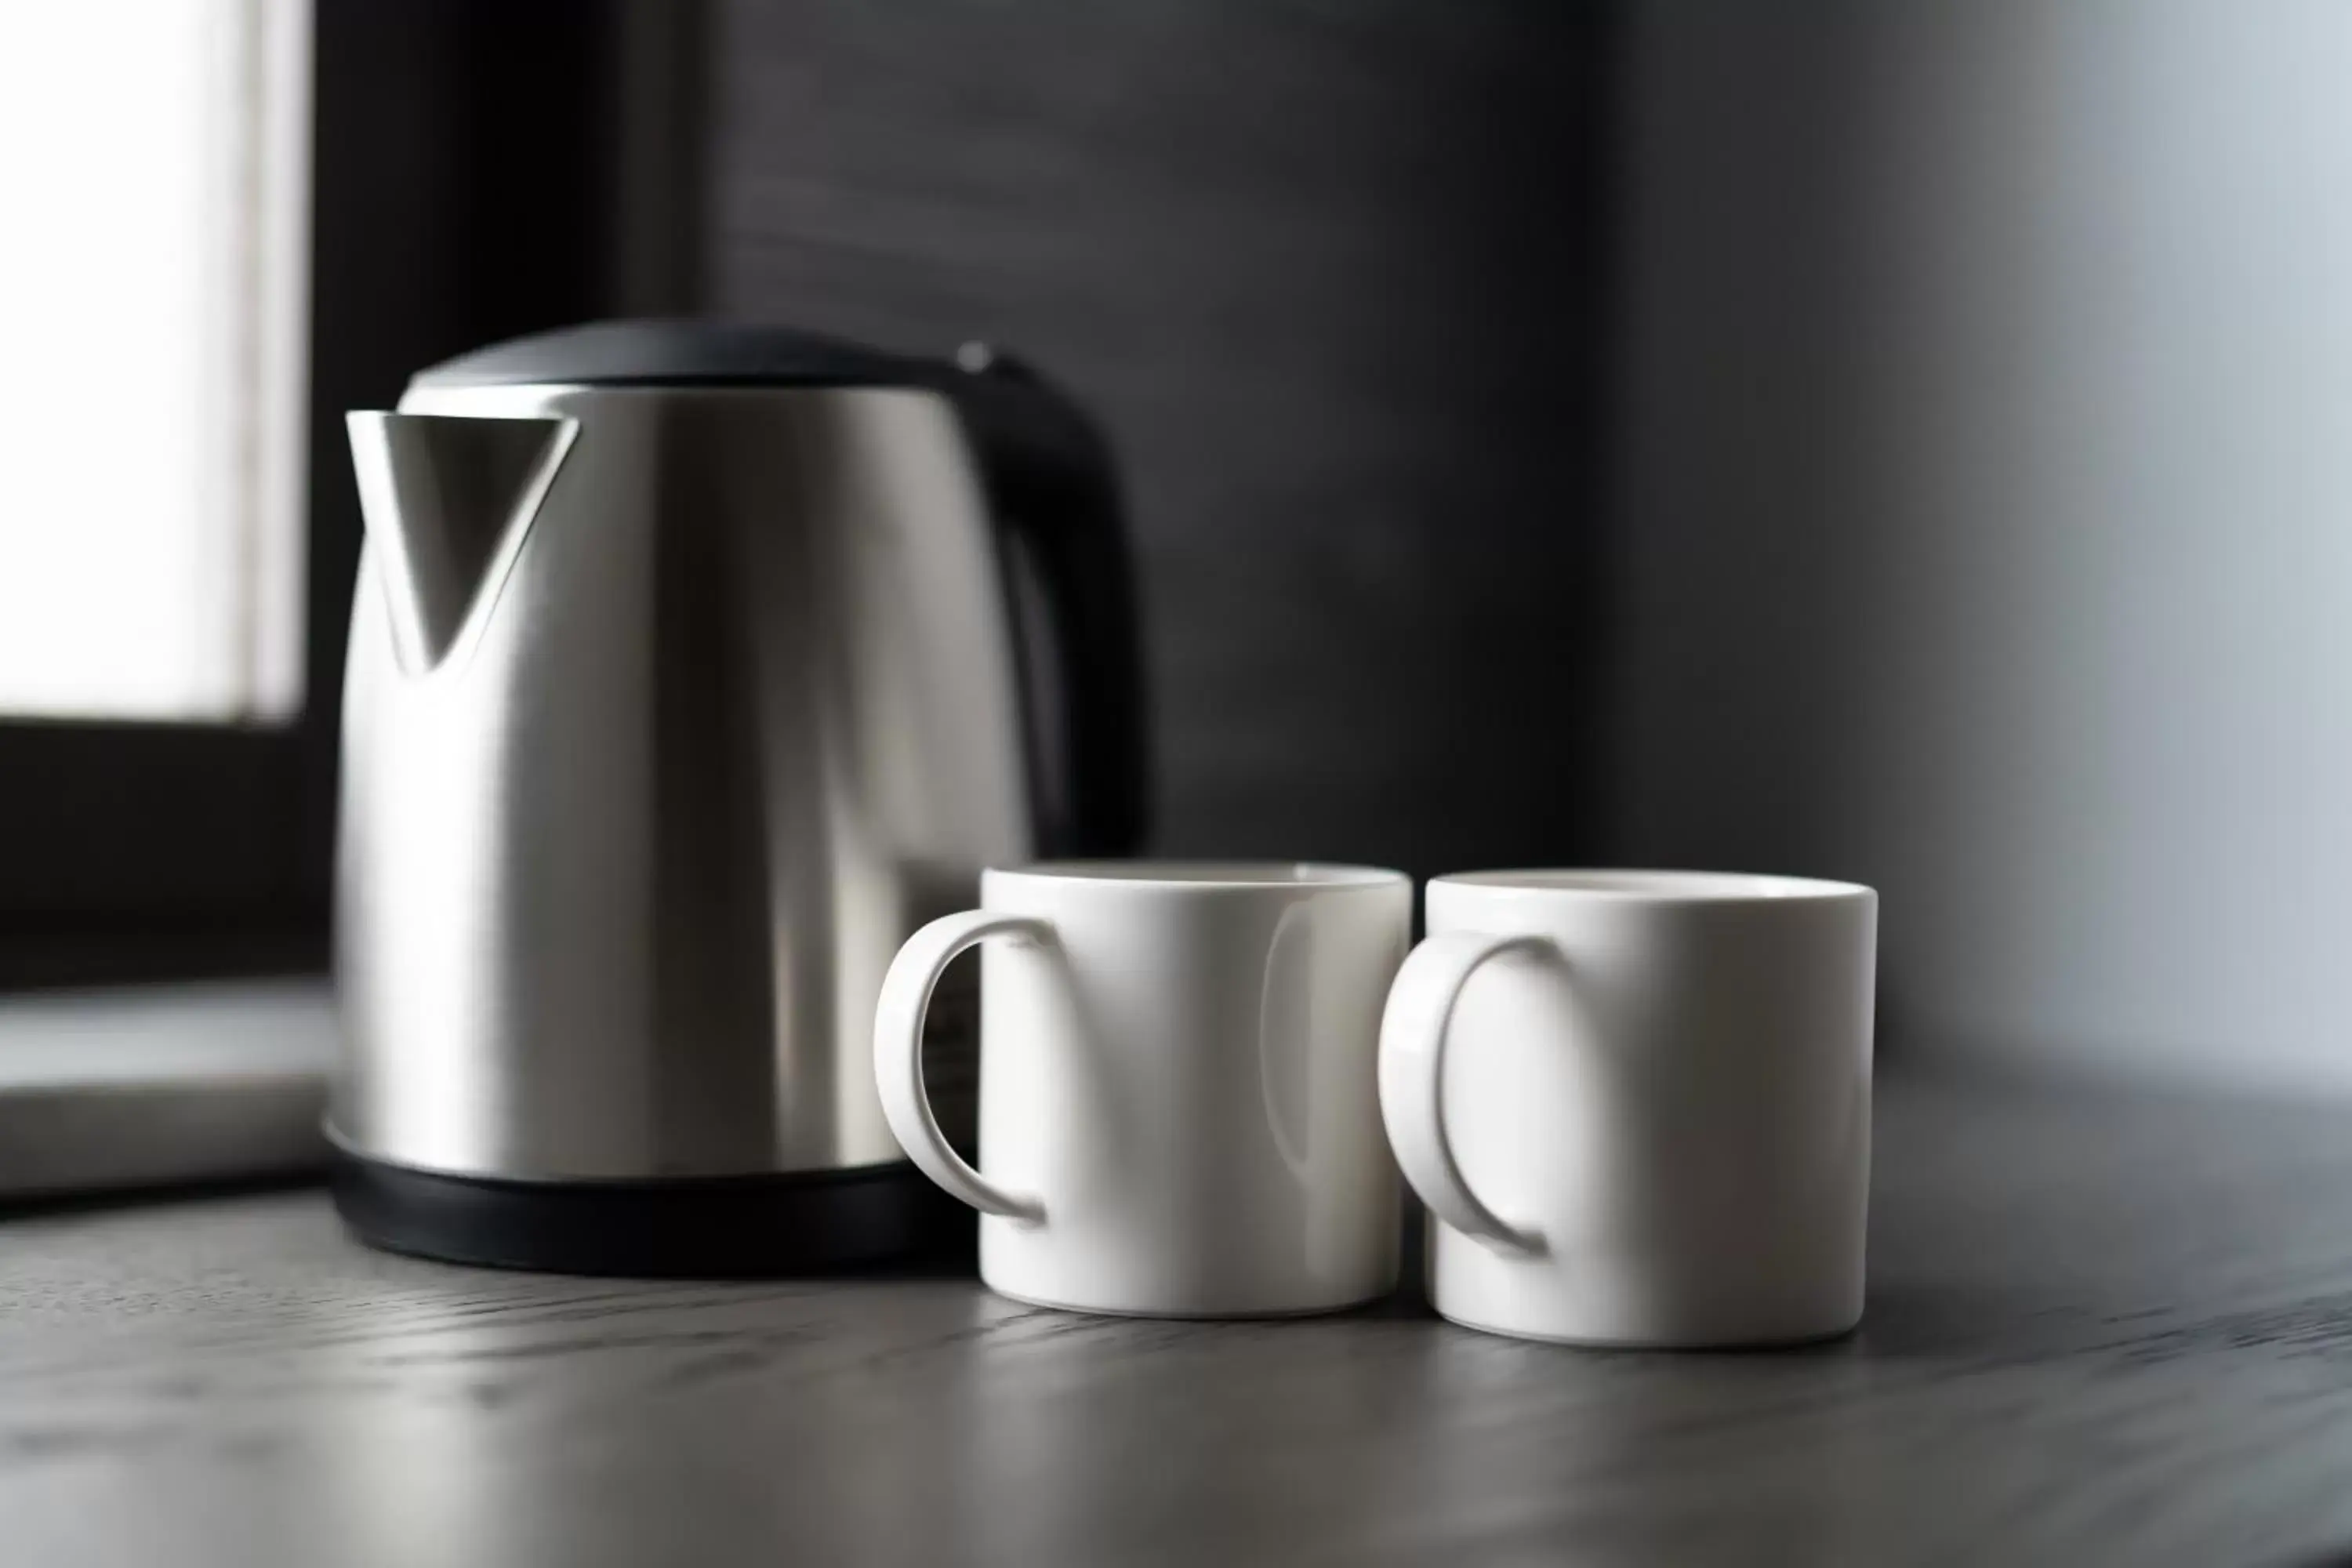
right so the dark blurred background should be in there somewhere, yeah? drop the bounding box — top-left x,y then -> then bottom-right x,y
5,0 -> 2350,1096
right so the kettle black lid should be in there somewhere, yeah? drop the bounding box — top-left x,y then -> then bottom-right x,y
411,319 -> 942,390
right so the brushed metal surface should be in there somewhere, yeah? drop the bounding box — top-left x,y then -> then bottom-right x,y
333,384 -> 1033,1180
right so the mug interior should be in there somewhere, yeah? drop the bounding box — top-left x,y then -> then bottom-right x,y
1436,869 -> 1871,902
991,861 -> 1404,891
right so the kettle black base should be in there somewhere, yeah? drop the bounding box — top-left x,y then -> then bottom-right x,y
330,1152 -> 958,1277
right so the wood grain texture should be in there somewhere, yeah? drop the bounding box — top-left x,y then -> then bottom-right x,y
1,1075 -> 2350,1566
707,0 -> 1617,873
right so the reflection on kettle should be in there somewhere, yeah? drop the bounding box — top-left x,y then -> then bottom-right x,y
329,321 -> 1148,1276
346,411 -> 577,675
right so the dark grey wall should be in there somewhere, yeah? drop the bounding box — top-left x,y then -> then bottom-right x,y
707,1 -> 1616,876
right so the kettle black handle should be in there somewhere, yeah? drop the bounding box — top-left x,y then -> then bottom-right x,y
946,347 -> 1149,857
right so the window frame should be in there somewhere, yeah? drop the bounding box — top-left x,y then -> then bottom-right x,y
0,0 -> 702,988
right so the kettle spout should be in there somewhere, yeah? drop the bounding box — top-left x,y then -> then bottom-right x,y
346,412 -> 579,674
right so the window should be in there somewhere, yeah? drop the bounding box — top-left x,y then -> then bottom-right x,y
0,0 -> 681,983
0,2 -> 310,724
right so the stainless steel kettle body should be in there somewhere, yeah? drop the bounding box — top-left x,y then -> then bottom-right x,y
328,322 -> 1145,1273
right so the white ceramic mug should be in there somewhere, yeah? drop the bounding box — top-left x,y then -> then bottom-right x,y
1380,870 -> 1876,1347
875,862 -> 1411,1317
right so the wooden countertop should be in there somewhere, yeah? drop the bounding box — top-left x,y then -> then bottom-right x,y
1,1072 -> 2348,1566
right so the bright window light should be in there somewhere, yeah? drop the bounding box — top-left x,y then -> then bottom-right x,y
0,1 -> 310,723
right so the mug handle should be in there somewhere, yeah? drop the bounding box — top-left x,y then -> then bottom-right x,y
1378,933 -> 1551,1256
873,910 -> 1053,1225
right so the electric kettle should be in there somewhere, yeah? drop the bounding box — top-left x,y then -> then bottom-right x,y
329,321 -> 1145,1273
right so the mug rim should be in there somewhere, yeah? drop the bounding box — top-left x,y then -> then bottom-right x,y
1432,868 -> 1873,903
986,860 -> 1408,893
